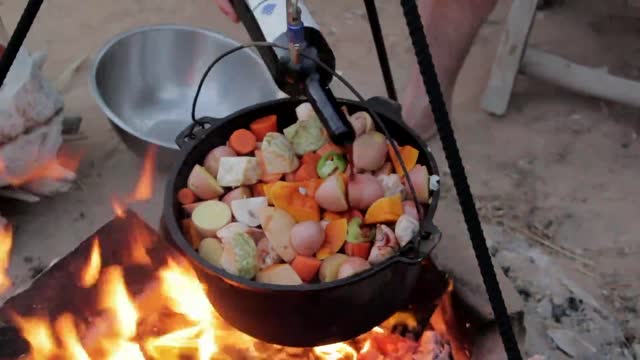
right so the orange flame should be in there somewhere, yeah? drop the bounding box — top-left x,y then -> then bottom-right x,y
0,146 -> 82,187
79,236 -> 101,288
143,257 -> 217,360
11,315 -> 56,360
131,145 -> 157,202
112,199 -> 126,218
0,224 -> 13,294
110,145 -> 157,217
126,225 -> 152,266
97,266 -> 138,339
54,313 -> 91,360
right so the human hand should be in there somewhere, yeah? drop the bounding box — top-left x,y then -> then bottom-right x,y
214,0 -> 240,23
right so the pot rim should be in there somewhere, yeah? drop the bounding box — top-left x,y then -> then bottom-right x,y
163,97 -> 441,292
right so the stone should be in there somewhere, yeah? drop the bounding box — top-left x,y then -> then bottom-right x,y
547,329 -> 596,358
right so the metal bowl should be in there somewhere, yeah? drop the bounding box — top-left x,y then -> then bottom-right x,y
89,25 -> 280,165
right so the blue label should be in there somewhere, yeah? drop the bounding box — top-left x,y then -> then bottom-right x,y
262,3 -> 276,15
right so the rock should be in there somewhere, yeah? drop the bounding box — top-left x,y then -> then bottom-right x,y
547,329 -> 596,358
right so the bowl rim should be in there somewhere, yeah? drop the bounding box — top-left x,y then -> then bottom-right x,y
88,24 -> 274,150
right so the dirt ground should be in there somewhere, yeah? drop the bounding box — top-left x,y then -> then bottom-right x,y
1,0 -> 640,358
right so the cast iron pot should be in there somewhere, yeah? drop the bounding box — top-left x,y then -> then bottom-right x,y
162,96 -> 441,347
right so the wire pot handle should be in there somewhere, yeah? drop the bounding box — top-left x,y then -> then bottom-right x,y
187,41 -> 433,257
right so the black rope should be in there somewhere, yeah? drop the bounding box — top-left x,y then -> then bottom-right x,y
363,0 -> 398,101
0,0 -> 45,88
399,0 -> 523,358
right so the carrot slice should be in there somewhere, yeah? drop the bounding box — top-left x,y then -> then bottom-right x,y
291,256 -> 322,282
388,144 -> 420,176
302,152 -> 321,166
255,149 -> 283,182
250,115 -> 278,141
181,219 -> 202,248
229,129 -> 257,155
177,188 -> 197,205
317,142 -> 344,156
293,162 -> 318,182
345,242 -> 372,259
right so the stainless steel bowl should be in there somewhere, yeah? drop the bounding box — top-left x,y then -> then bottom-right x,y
90,25 -> 280,165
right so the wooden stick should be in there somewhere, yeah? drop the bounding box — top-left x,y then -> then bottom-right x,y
521,47 -> 640,109
481,0 -> 539,116
0,16 -> 9,44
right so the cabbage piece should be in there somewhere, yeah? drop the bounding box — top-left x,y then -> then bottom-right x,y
221,232 -> 258,279
261,132 -> 299,173
283,117 -> 328,155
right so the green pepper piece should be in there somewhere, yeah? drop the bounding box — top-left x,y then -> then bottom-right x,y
346,218 -> 372,243
317,151 -> 347,179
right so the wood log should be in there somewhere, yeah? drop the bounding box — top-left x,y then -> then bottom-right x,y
521,47 -> 640,109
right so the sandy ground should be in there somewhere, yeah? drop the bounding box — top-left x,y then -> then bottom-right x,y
1,0 -> 640,358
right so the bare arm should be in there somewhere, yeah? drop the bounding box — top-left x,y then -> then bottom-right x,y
214,0 -> 239,23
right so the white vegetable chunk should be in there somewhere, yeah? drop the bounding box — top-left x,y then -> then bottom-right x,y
231,197 -> 268,227
217,157 -> 261,187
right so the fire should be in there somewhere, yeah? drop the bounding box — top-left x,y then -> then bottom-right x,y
124,225 -> 152,266
79,236 -> 101,288
54,313 -> 90,360
0,224 -> 13,294
313,343 -> 358,360
112,199 -> 126,218
10,315 -> 56,360
131,145 -> 157,202
143,257 -> 217,360
97,266 -> 138,338
110,145 -> 157,217
0,145 -> 82,187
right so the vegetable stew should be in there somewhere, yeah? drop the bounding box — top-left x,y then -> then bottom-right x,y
178,103 -> 436,285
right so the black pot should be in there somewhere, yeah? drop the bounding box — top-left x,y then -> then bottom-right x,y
161,97 -> 441,347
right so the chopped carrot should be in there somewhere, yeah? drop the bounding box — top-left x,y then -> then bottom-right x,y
303,179 -> 324,198
255,149 -> 283,182
252,183 -> 266,197
302,152 -> 321,166
323,211 -> 343,221
291,256 -> 322,282
316,142 -> 344,156
229,129 -> 257,155
345,242 -> 372,259
268,181 -> 321,222
181,219 -> 202,248
250,115 -> 278,141
293,162 -> 318,181
364,194 -> 404,224
285,172 -> 296,182
177,188 -> 197,205
388,144 -> 420,175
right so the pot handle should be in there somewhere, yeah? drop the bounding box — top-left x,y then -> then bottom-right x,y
175,116 -> 221,150
397,221 -> 442,263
